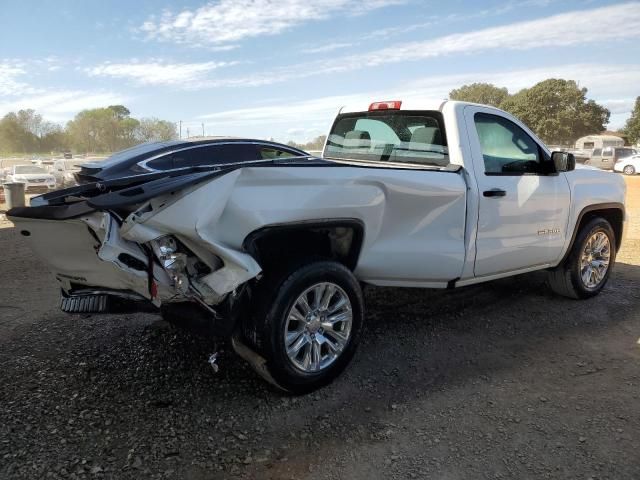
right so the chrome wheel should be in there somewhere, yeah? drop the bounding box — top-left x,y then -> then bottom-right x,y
284,282 -> 353,373
623,165 -> 635,175
580,231 -> 611,289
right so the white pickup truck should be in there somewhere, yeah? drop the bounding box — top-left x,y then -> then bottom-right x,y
7,100 -> 626,393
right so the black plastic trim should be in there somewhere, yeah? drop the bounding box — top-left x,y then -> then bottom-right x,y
7,200 -> 96,220
87,170 -> 226,209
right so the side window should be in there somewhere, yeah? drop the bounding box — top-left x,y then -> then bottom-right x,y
146,144 -> 259,170
474,113 -> 541,174
259,147 -> 300,159
592,148 -> 602,156
601,147 -> 613,157
145,155 -> 174,170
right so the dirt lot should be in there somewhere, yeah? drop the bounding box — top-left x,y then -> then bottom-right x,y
1,176 -> 639,479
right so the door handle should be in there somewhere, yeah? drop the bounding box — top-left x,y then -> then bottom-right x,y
483,189 -> 506,198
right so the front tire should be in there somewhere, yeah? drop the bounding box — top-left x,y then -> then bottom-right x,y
623,165 -> 636,175
548,217 -> 616,299
245,260 -> 364,394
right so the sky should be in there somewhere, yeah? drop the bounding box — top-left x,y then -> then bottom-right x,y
1,0 -> 639,143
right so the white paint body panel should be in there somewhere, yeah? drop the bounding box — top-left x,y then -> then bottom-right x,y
123,166 -> 469,290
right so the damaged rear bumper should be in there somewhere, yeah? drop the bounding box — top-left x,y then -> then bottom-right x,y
6,169 -> 263,334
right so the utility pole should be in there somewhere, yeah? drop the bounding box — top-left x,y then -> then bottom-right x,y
178,120 -> 182,139
186,127 -> 190,138
202,123 -> 205,136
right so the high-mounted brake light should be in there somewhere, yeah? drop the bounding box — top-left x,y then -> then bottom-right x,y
369,100 -> 402,111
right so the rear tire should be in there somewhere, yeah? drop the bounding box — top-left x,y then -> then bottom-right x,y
243,260 -> 364,394
548,217 -> 616,299
623,165 -> 636,175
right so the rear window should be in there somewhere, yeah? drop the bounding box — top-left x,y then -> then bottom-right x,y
616,148 -> 634,159
324,111 -> 449,167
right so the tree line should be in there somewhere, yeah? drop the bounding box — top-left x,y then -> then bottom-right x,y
287,135 -> 327,152
0,105 -> 177,154
2,80 -> 638,155
449,78 -> 639,146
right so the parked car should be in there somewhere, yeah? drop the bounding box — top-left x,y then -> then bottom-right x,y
586,146 -> 636,170
63,151 -> 73,159
73,138 -> 309,184
6,165 -> 56,192
51,159 -> 82,188
8,101 -> 626,393
613,154 -> 640,175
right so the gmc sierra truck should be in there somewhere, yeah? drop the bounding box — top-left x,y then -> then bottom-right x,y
7,100 -> 626,393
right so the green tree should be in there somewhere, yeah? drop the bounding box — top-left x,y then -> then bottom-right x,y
449,83 -> 510,107
0,105 -> 175,154
40,125 -> 69,152
0,112 -> 39,153
66,108 -> 113,152
67,106 -> 142,152
136,118 -> 178,143
622,97 -> 640,145
500,79 -> 609,145
108,105 -> 131,119
287,135 -> 327,152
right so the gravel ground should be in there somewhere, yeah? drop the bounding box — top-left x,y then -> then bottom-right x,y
1,177 -> 639,479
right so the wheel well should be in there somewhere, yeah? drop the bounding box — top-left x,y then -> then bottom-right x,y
577,207 -> 624,252
243,220 -> 364,271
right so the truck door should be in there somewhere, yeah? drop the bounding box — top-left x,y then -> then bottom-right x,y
463,106 -> 571,277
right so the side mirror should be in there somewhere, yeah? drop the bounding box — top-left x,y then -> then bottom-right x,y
551,151 -> 575,173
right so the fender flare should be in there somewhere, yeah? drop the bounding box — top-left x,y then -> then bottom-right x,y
558,202 -> 625,264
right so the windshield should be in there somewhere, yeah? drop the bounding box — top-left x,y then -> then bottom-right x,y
14,165 -> 47,174
324,111 -> 449,167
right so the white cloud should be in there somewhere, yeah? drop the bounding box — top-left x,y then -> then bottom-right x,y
195,63 -> 640,140
322,2 -> 640,73
139,0 -> 406,46
202,2 -> 640,88
301,42 -> 355,54
0,90 -> 127,123
0,61 -> 40,97
85,60 -> 238,87
601,99 -> 636,115
198,93 -> 368,126
0,58 -> 127,123
405,64 -> 640,101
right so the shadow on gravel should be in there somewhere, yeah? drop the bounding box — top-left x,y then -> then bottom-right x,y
1,219 -> 639,479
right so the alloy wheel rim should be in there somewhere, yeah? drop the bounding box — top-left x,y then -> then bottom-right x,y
580,231 -> 611,289
624,166 -> 634,174
284,282 -> 353,373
